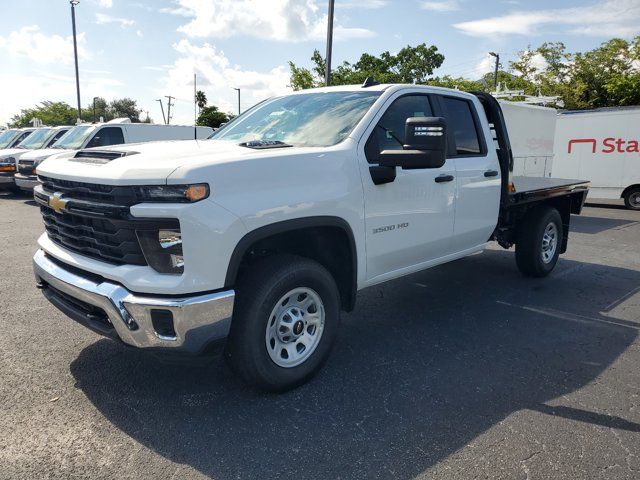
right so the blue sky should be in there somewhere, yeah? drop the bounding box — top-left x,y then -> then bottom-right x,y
2,0 -> 639,126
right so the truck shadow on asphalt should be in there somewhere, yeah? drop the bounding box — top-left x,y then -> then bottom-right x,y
69,250 -> 640,479
570,214 -> 638,234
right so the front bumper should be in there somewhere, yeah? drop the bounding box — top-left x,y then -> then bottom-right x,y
33,249 -> 235,354
14,174 -> 39,190
0,173 -> 15,186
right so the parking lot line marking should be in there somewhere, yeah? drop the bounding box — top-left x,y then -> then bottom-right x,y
496,300 -> 640,331
603,285 -> 640,312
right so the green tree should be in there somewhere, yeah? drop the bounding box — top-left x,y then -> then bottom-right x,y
196,90 -> 208,110
197,105 -> 228,129
82,97 -> 108,123
10,101 -> 78,127
289,43 -> 445,90
107,98 -> 141,122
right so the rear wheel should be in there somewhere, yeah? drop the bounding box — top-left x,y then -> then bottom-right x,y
515,206 -> 563,277
623,188 -> 640,211
225,254 -> 340,392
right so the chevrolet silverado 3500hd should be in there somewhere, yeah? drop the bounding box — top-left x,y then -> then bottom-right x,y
32,84 -> 589,391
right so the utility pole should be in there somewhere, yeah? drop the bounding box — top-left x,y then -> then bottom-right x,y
156,98 -> 166,125
92,96 -> 99,123
489,52 -> 500,90
70,0 -> 82,122
194,73 -> 197,139
233,88 -> 241,116
325,0 -> 335,86
165,95 -> 175,124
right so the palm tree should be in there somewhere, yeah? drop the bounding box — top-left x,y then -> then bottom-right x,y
195,90 -> 207,111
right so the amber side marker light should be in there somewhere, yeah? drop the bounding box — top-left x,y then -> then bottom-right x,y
185,184 -> 209,202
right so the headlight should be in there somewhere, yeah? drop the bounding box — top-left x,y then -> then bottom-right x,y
135,184 -> 209,203
136,228 -> 184,274
0,157 -> 16,172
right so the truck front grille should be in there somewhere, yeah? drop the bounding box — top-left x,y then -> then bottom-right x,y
40,206 -> 148,265
18,159 -> 35,175
36,179 -> 180,266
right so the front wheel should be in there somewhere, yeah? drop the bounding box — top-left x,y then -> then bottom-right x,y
623,188 -> 640,211
225,255 -> 340,392
515,206 -> 563,278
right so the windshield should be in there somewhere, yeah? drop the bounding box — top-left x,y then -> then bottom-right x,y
52,125 -> 95,149
17,128 -> 53,149
0,129 -> 19,149
212,91 -> 381,147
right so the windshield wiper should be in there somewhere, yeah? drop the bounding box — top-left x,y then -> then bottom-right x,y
239,140 -> 293,149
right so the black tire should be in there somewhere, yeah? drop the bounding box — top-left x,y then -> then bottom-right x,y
515,206 -> 563,278
623,188 -> 640,211
225,254 -> 340,392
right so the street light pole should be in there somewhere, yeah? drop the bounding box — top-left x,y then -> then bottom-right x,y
70,1 -> 82,122
489,51 -> 500,90
92,96 -> 98,123
325,0 -> 335,86
156,99 -> 166,125
233,88 -> 241,116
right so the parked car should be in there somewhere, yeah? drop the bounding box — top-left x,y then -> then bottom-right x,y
0,128 -> 37,189
14,119 -> 214,191
0,126 -> 71,192
32,84 -> 588,391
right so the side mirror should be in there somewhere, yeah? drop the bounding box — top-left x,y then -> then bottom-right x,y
378,117 -> 447,169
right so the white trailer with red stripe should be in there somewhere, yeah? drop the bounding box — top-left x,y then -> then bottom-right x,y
552,107 -> 640,209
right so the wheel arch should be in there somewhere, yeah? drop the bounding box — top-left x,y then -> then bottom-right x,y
225,216 -> 358,312
621,184 -> 640,199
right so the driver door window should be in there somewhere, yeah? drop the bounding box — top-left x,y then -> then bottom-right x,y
365,95 -> 433,163
86,127 -> 125,148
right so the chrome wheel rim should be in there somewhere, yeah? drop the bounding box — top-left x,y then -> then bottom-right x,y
630,192 -> 640,208
265,287 -> 325,368
541,222 -> 558,264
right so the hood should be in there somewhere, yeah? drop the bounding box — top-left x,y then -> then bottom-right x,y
20,148 -> 63,163
34,139 -> 294,185
0,148 -> 26,160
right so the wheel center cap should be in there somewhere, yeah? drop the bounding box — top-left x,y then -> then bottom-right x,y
293,320 -> 304,336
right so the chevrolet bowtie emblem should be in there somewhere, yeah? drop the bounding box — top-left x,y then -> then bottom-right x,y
48,192 -> 69,214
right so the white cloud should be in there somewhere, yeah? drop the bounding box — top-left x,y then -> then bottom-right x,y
454,0 -> 640,38
136,29 -> 144,37
158,39 -> 292,124
162,0 -> 375,41
474,55 -> 496,77
0,25 -> 89,65
339,0 -> 388,8
0,72 -> 123,126
421,1 -> 460,12
95,13 -> 136,28
99,0 -> 113,7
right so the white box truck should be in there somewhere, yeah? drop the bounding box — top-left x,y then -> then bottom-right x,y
552,107 -> 640,210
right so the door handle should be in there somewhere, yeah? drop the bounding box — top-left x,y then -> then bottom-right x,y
484,170 -> 499,177
435,174 -> 454,183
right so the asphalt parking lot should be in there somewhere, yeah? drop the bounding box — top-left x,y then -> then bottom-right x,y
0,191 -> 639,480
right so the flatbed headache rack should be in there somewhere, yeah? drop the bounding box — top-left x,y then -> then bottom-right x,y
472,91 -> 590,252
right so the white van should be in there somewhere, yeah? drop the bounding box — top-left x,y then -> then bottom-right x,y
14,119 -> 214,190
552,107 -> 640,209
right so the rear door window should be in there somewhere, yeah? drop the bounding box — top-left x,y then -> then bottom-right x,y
440,97 -> 483,156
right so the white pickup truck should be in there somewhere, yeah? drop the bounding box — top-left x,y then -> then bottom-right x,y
32,84 -> 589,391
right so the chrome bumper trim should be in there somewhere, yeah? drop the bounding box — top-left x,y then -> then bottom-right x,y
14,174 -> 39,190
33,249 -> 235,354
